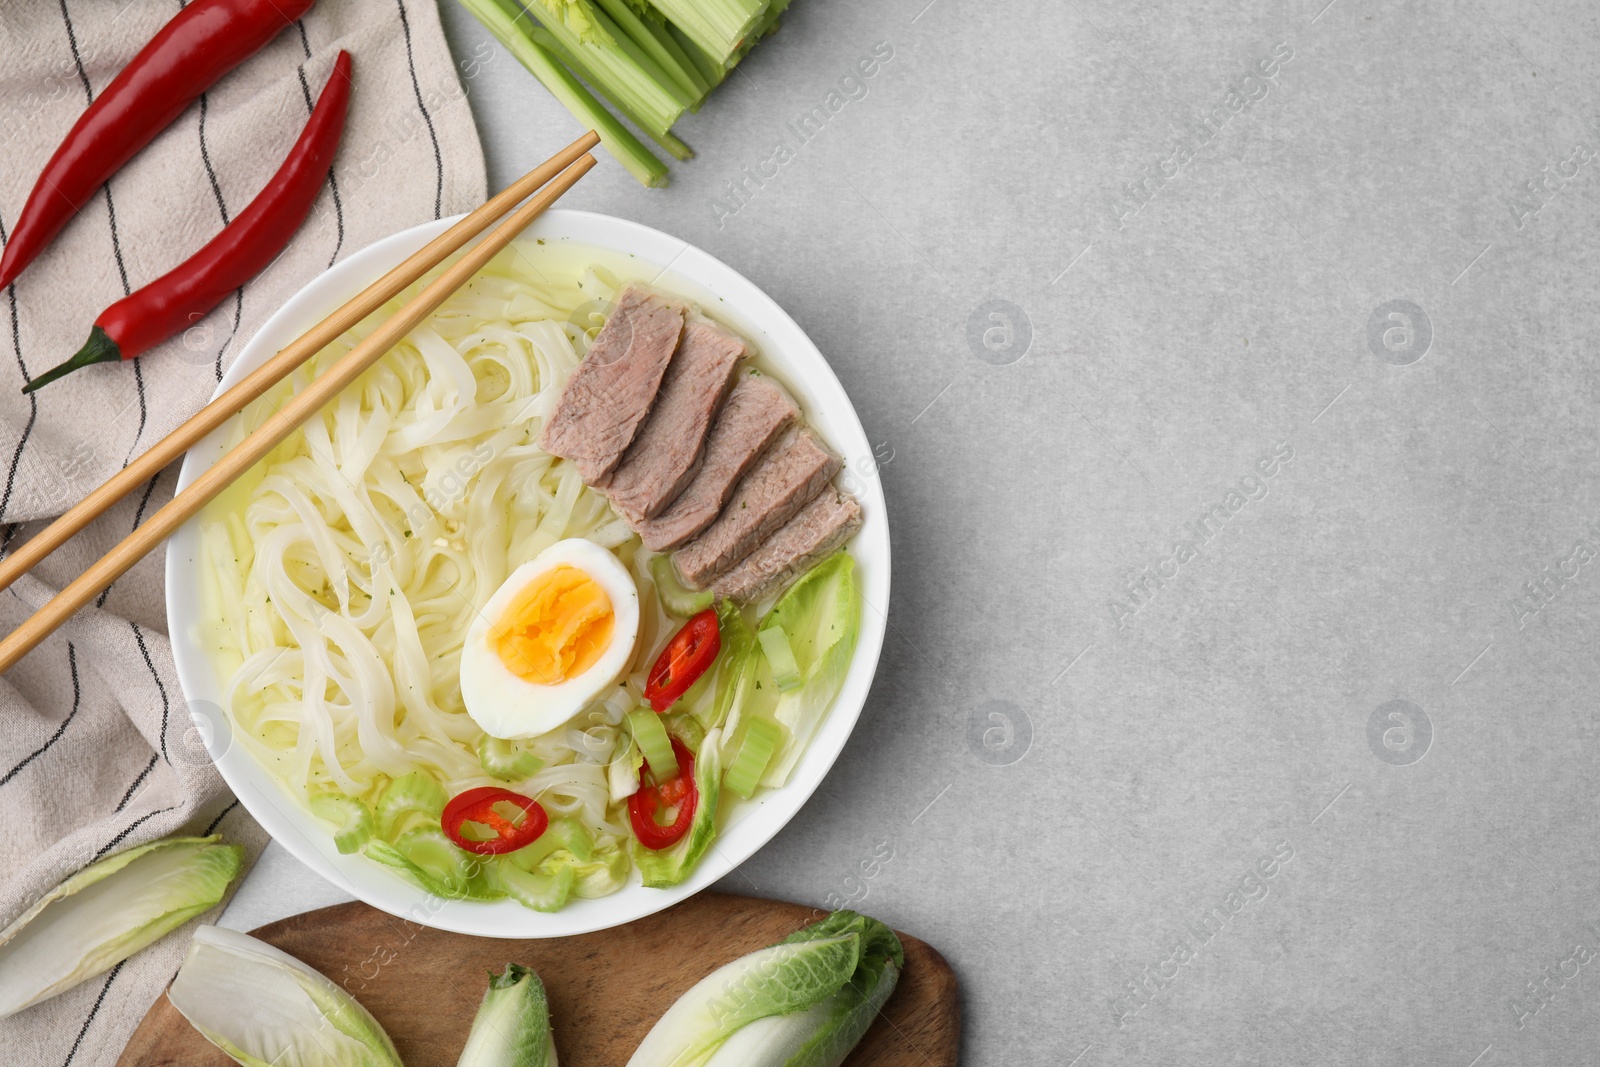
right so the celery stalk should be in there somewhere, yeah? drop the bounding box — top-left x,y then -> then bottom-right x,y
666,20 -> 727,90
724,0 -> 790,68
526,0 -> 688,136
593,0 -> 708,102
647,0 -> 770,63
455,0 -> 669,187
529,26 -> 697,161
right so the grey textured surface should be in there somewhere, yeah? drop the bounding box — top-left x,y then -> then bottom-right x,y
225,1 -> 1600,1063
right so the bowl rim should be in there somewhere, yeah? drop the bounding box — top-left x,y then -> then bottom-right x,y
165,208 -> 892,938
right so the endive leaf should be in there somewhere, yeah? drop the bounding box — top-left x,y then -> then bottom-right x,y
169,925 -> 403,1067
623,929 -> 861,1067
457,962 -> 558,1067
627,910 -> 905,1067
0,835 -> 242,1019
700,960 -> 900,1067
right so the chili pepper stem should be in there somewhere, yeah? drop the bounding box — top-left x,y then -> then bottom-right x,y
23,327 -> 122,393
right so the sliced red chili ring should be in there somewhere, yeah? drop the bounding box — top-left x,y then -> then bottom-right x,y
441,786 -> 549,856
629,736 -> 697,851
643,608 -> 720,713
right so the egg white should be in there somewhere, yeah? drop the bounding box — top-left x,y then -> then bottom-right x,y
460,538 -> 640,740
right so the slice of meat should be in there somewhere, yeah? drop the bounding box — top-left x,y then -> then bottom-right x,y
539,285 -> 686,485
604,318 -> 747,523
672,427 -> 841,590
633,372 -> 799,552
713,488 -> 863,603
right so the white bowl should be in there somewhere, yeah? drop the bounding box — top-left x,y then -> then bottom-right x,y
166,210 -> 891,938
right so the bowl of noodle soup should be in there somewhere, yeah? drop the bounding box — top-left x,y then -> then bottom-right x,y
165,210 -> 889,937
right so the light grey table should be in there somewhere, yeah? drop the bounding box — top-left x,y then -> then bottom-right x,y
225,1 -> 1600,1063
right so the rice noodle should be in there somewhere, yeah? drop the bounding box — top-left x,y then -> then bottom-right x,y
199,244 -> 638,841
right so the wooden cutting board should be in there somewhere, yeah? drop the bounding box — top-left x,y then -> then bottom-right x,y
119,893 -> 958,1066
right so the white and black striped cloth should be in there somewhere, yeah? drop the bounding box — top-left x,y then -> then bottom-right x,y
0,1 -> 485,1062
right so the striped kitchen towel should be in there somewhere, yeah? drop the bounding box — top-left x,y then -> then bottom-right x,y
0,1 -> 485,1063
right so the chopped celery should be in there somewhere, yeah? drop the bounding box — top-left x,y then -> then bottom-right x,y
455,0 -> 668,187
555,820 -> 595,863
651,553 -> 712,617
396,826 -> 492,895
566,845 -> 631,898
497,860 -> 578,912
627,707 -> 678,779
756,624 -> 801,691
364,837 -> 500,902
308,795 -> 374,855
723,716 -> 780,798
667,710 -> 706,751
504,817 -> 595,870
479,735 -> 546,781
375,772 -> 448,840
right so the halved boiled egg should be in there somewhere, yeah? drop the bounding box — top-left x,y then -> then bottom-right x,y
461,538 -> 640,739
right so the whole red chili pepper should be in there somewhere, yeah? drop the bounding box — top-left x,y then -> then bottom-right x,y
0,0 -> 316,292
24,51 -> 352,394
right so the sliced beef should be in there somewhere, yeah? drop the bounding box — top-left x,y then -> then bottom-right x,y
539,285 -> 686,485
713,489 -> 863,603
634,372 -> 799,552
604,318 -> 747,523
672,427 -> 841,590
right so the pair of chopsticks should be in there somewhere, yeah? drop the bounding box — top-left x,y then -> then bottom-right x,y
0,131 -> 601,674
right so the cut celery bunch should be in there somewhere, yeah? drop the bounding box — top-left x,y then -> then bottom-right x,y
593,0 -> 709,102
647,0 -> 771,63
455,0 -> 669,187
526,0 -> 688,138
529,25 -> 697,161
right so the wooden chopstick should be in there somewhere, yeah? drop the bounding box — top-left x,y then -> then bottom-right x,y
0,151 -> 598,674
0,129 -> 600,601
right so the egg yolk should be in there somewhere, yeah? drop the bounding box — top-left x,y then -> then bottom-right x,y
489,565 -> 615,685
